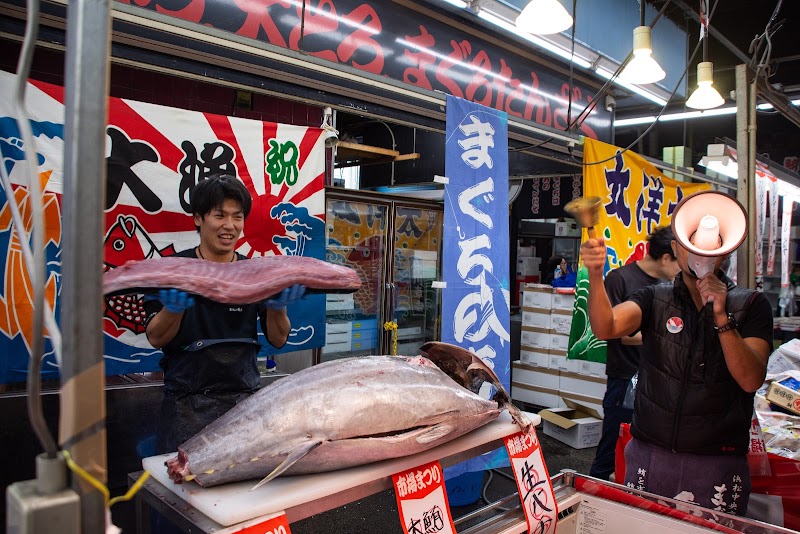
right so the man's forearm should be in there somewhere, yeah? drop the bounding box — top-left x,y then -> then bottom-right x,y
264,308 -> 290,348
145,310 -> 183,348
717,327 -> 768,393
587,270 -> 615,339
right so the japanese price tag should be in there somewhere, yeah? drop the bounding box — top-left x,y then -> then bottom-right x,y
392,460 -> 456,534
504,428 -> 558,534
228,512 -> 291,534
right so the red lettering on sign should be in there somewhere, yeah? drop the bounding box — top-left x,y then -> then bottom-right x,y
291,0 -> 339,60
434,40 -> 468,98
336,4 -> 384,74
492,59 -> 513,112
402,26 -> 437,90
234,0 -> 291,49
464,50 -> 494,107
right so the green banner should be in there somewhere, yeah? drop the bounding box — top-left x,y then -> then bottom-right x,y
567,266 -> 607,363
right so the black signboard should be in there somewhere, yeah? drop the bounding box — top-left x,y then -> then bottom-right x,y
118,0 -> 611,139
512,176 -> 583,220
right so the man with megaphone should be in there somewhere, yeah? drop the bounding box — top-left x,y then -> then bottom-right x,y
580,190 -> 773,516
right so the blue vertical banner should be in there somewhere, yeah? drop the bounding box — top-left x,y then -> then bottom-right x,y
442,96 -> 510,475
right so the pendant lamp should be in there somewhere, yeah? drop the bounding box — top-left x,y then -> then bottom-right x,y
516,0 -> 573,35
620,26 -> 666,85
686,12 -> 724,109
619,1 -> 666,85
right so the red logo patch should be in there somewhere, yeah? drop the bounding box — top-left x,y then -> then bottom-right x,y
666,317 -> 684,334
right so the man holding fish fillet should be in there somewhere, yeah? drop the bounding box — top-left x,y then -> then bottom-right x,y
144,174 -> 305,454
580,191 -> 772,516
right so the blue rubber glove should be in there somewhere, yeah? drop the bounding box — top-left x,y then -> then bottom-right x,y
158,289 -> 195,314
264,284 -> 306,310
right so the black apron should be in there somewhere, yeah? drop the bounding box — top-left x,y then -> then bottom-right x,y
156,339 -> 260,454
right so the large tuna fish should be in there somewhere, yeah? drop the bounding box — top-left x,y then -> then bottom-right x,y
166,342 -> 530,489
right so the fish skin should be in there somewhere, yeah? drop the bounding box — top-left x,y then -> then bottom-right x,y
420,342 -> 532,432
167,351 -> 510,488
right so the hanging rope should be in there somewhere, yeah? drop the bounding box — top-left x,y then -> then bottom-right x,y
383,321 -> 398,355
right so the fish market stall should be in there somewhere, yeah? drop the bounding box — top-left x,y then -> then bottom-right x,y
129,411 -> 538,531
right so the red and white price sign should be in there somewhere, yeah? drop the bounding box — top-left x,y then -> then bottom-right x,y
504,428 -> 558,534
228,512 -> 291,534
392,460 -> 456,534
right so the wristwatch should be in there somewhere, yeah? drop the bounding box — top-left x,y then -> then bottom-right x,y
714,313 -> 738,334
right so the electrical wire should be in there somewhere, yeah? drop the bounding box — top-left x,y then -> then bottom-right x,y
10,0 -> 58,459
62,450 -> 151,507
579,0 -> 719,167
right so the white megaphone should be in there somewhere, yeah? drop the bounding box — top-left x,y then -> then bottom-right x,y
671,190 -> 748,279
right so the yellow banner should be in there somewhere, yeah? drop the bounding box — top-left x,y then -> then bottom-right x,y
583,139 -> 709,269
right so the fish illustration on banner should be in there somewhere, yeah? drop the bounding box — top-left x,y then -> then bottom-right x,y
0,70 -> 331,383
442,95 -> 509,476
568,139 -> 709,363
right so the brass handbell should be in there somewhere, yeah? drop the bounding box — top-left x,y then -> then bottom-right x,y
564,196 -> 602,239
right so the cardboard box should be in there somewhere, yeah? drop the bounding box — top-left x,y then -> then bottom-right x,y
512,381 -> 563,409
765,376 -> 800,416
550,333 -> 570,351
549,353 -> 579,373
520,348 -> 550,367
522,284 -> 554,308
577,359 -> 607,378
549,310 -> 573,335
522,307 -> 551,329
552,289 -> 576,311
539,406 -> 602,449
559,393 -> 605,419
521,326 -> 550,350
512,362 -> 560,390
559,371 -> 608,399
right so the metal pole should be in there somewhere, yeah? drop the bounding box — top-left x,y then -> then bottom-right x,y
59,0 -> 111,531
735,64 -> 755,289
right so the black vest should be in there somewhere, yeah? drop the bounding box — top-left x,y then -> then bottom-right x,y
631,273 -> 757,456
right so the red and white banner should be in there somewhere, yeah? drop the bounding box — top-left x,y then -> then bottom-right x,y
393,460 -> 456,534
0,69 -> 331,383
504,429 -> 557,534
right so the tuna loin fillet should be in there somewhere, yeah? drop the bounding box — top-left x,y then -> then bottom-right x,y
166,353 -> 509,489
104,255 -> 361,304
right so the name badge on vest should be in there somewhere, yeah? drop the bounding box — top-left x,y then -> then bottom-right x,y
666,316 -> 684,334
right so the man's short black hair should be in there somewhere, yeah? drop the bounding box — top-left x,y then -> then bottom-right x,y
647,226 -> 676,260
191,174 -> 252,230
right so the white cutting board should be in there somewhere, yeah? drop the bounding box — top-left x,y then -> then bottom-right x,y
142,411 -> 539,527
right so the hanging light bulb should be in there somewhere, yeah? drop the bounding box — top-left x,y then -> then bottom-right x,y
515,0 -> 573,35
620,26 -> 666,85
686,62 -> 725,109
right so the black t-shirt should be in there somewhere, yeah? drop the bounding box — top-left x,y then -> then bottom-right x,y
604,262 -> 660,379
143,249 -> 263,359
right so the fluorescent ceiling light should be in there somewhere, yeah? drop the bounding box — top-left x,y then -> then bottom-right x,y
757,99 -> 800,110
596,67 -> 667,106
516,0 -> 573,36
699,154 -> 736,179
619,27 -> 666,85
616,106 -> 736,127
686,62 -> 724,110
478,10 -> 591,68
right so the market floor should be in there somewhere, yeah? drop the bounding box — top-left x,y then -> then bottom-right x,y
290,415 -> 597,534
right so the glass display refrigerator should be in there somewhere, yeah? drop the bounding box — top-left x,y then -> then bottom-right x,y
323,188 -> 443,361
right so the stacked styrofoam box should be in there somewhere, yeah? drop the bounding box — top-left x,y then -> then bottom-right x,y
517,283 -> 607,416
511,361 -> 566,409
516,256 -> 542,277
323,321 -> 353,354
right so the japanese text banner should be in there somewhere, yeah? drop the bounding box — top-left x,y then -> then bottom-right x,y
583,138 -> 709,269
568,139 -> 708,363
442,95 -> 509,475
0,70 -> 329,383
